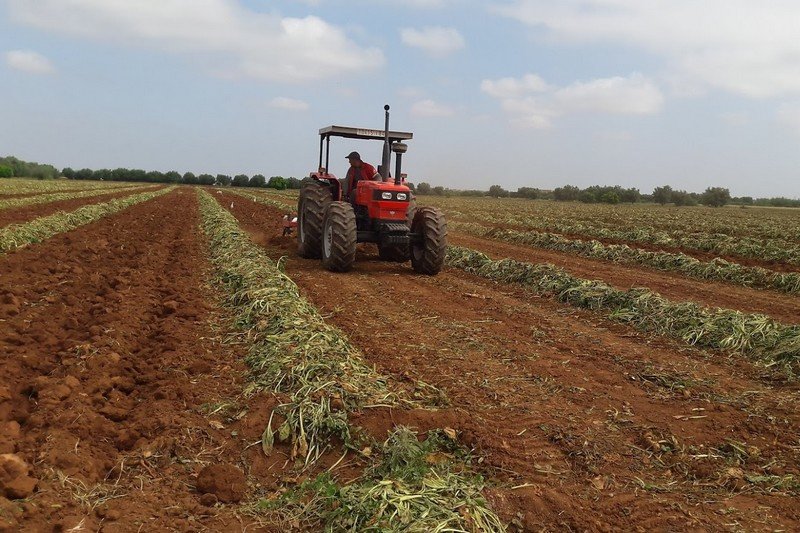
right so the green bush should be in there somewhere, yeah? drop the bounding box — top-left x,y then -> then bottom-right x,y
700,187 -> 731,208
267,176 -> 287,189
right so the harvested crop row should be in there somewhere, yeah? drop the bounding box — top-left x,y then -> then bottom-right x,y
0,187 -> 172,254
229,188 -> 295,209
452,222 -> 800,294
442,207 -> 800,265
424,196 -> 800,243
0,184 -> 145,211
0,178 -> 137,195
446,246 -> 800,371
197,189 -> 504,531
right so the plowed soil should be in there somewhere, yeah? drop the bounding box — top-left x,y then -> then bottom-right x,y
0,186 -> 160,228
0,189 -> 281,531
218,191 -> 800,532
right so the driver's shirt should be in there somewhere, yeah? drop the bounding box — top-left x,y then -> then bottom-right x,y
346,162 -> 377,197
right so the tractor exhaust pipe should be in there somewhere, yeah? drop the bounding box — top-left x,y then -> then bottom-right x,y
381,105 -> 391,181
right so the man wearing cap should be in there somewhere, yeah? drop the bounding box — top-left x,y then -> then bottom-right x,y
344,151 -> 377,202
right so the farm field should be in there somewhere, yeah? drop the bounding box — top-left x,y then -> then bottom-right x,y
1,181 -> 799,531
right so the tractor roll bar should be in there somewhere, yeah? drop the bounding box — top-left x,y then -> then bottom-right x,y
317,107 -> 413,180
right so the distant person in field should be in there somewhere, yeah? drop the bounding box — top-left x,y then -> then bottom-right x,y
282,212 -> 297,236
344,151 -> 377,201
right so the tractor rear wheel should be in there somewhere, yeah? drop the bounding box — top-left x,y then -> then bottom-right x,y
297,183 -> 331,258
411,207 -> 447,275
321,201 -> 357,272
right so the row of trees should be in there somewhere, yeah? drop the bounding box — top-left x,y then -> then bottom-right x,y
652,185 -> 733,207
552,185 -> 642,204
4,155 -> 798,207
0,156 -> 59,180
414,182 -> 768,208
61,167 -> 303,189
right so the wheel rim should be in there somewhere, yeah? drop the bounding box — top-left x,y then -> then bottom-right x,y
412,241 -> 424,261
323,220 -> 332,258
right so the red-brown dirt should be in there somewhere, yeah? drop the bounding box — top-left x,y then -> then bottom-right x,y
218,191 -> 800,532
0,188 -> 287,531
0,186 -> 161,228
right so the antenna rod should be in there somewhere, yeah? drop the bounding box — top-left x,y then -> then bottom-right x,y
381,105 -> 391,181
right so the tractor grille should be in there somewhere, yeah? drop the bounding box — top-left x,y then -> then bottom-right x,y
380,223 -> 410,245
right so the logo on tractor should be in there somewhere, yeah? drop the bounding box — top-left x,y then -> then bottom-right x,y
356,129 -> 384,138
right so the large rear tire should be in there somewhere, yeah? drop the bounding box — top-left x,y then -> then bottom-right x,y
297,183 -> 332,258
321,202 -> 357,272
411,207 -> 447,275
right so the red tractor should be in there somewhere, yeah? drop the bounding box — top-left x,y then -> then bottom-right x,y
297,105 -> 447,274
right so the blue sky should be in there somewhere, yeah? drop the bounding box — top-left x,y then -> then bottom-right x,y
2,0 -> 799,197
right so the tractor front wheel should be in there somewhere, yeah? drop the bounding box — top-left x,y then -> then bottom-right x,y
321,201 -> 357,272
297,183 -> 331,258
410,207 -> 447,275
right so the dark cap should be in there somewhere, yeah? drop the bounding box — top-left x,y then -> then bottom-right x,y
345,151 -> 361,160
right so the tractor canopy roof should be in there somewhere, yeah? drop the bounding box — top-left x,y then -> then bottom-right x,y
319,125 -> 413,142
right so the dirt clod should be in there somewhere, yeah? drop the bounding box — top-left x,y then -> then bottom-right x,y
0,454 -> 37,499
161,300 -> 180,315
3,476 -> 37,499
199,492 -> 218,507
196,464 -> 246,503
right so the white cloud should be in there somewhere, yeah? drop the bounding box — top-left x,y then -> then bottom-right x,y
480,74 -> 549,99
269,97 -> 309,111
5,49 -> 55,74
411,99 -> 455,117
494,0 -> 800,98
7,0 -> 383,83
400,26 -> 465,57
481,72 -> 663,128
555,74 -> 663,114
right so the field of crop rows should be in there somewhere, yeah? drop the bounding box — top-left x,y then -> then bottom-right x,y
1,181 -> 798,531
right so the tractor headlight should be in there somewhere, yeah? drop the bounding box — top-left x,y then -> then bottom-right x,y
397,193 -> 407,201
381,192 -> 392,200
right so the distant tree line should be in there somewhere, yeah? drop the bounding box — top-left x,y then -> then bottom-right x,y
411,181 -> 799,208
60,167 -> 303,189
5,154 -> 798,207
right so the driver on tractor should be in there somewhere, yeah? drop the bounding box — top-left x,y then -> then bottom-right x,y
344,151 -> 377,202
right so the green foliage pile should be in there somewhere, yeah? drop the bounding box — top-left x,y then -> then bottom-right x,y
0,184 -> 144,211
452,222 -> 800,294
0,187 -> 173,253
440,204 -> 800,265
199,190 -> 503,530
255,427 -> 504,532
198,190 -> 409,464
446,246 -> 800,372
